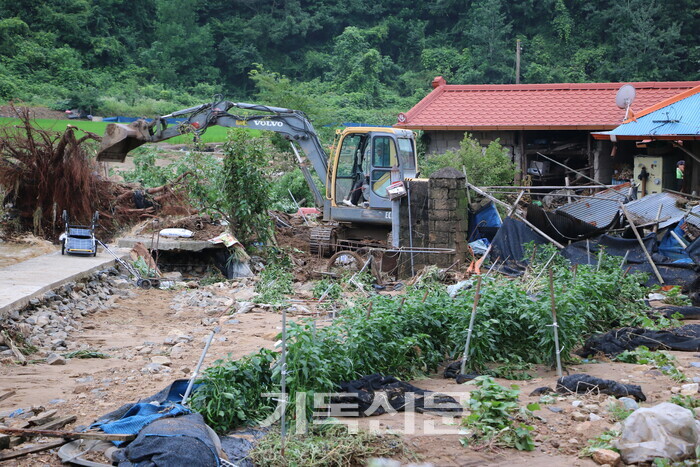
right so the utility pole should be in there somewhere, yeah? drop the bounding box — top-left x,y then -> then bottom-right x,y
515,39 -> 521,84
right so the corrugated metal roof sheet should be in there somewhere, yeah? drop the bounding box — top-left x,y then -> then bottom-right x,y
556,183 -> 631,227
624,192 -> 700,229
600,92 -> 700,138
395,81 -> 700,130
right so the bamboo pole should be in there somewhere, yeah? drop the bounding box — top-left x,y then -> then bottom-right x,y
467,183 -> 566,249
548,268 -> 563,378
461,276 -> 483,375
620,204 -> 664,284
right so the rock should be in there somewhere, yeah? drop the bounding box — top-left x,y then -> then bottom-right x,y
567,438 -> 580,445
170,344 -> 186,359
150,356 -> 171,366
550,439 -> 560,448
618,397 -> 639,411
589,413 -> 603,422
572,400 -> 582,407
571,411 -> 588,422
235,301 -> 255,314
671,386 -> 681,394
142,363 -> 165,374
689,362 -> 700,368
547,407 -> 563,413
680,383 -> 699,395
694,407 -> 700,418
592,448 -> 621,466
45,353 -> 66,365
583,404 -> 600,413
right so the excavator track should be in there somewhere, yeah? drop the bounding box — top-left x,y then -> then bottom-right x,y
309,225 -> 337,256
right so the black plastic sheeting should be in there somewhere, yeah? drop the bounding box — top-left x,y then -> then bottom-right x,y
576,324 -> 700,357
490,217 -> 550,274
490,216 -> 699,288
526,204 -> 620,244
333,374 -> 463,416
562,233 -> 700,288
555,374 -> 646,401
113,413 -> 220,467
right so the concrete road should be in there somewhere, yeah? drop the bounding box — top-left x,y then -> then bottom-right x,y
0,246 -> 130,317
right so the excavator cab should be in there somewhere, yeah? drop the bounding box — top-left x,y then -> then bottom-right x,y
330,128 -> 417,213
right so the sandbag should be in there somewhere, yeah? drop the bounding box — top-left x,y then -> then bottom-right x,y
618,402 -> 700,464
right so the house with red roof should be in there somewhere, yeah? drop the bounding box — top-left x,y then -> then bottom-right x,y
395,77 -> 700,186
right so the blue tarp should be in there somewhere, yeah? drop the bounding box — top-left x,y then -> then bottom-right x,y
93,403 -> 190,445
659,220 -> 694,263
468,202 -> 502,242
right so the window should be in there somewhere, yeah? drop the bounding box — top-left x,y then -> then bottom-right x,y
372,137 -> 396,168
397,138 -> 415,170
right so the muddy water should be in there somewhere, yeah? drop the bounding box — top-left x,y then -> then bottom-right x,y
0,237 -> 58,268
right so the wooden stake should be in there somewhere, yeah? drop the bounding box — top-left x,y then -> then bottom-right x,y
422,290 -> 429,303
620,204 -> 664,284
548,268 -> 563,378
0,440 -> 67,461
397,297 -> 406,312
460,276 -> 483,375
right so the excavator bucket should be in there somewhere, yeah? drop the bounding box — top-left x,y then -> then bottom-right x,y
97,122 -> 151,162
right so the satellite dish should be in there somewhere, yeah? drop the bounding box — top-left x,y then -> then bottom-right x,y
616,84 -> 637,120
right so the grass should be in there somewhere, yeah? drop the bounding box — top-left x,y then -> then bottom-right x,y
0,117 -> 243,144
248,424 -> 409,467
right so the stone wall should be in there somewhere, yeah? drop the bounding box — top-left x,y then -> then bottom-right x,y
398,168 -> 469,276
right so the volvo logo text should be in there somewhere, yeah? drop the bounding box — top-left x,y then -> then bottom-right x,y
253,121 -> 283,127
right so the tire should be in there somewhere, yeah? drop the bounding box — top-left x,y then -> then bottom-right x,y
326,250 -> 365,276
137,279 -> 152,290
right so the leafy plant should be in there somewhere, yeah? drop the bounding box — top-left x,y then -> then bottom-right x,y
63,349 -> 110,359
652,285 -> 692,307
614,346 -> 686,382
421,134 -> 515,186
189,349 -> 277,432
607,401 -> 633,422
312,278 -> 342,301
670,394 -> 700,411
223,129 -> 273,244
579,430 -> 620,458
462,376 -> 537,451
254,263 -> 293,305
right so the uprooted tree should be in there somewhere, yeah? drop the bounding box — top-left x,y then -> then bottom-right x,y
0,106 -> 195,240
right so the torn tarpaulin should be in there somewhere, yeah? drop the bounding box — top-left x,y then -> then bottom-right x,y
576,324 -> 700,357
333,374 -> 463,416
526,204 -> 620,244
562,233 -> 699,287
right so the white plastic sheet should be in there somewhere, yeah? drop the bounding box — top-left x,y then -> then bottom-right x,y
618,402 -> 700,464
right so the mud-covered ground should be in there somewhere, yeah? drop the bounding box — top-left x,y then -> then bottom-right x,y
1,266 -> 698,466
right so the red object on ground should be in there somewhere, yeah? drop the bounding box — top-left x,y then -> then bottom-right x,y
296,207 -> 320,216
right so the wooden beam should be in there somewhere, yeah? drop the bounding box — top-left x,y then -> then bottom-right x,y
0,428 -> 135,442
620,204 -> 664,284
0,390 -> 15,403
0,440 -> 67,461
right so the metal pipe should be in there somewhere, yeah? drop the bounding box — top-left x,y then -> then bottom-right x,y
548,268 -> 563,378
620,204 -> 664,284
536,152 -> 604,186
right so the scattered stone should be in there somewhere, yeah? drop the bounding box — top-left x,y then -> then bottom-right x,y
689,362 -> 700,368
150,356 -> 171,366
671,387 -> 681,394
571,411 -> 587,422
694,407 -> 700,418
567,438 -> 580,445
550,439 -> 560,448
170,344 -> 186,359
592,448 -> 621,466
235,302 -> 255,314
572,400 -> 582,407
547,407 -> 563,413
583,404 -> 600,413
680,383 -> 699,395
618,397 -> 639,411
142,363 -> 165,374
589,413 -> 603,422
45,353 -> 66,365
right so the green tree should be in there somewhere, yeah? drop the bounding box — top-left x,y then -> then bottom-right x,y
422,134 -> 515,186
223,129 -> 273,244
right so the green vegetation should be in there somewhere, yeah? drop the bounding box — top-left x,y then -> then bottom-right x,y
191,250 -> 652,433
249,424 -> 408,467
614,346 -> 687,383
607,401 -> 633,422
63,349 -> 110,359
422,134 -> 516,186
669,394 -> 700,411
254,263 -> 294,306
0,1 -> 696,127
462,376 -> 538,451
579,430 -> 620,458
223,129 -> 274,244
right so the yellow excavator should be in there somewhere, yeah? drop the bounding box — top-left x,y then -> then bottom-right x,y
98,98 -> 418,254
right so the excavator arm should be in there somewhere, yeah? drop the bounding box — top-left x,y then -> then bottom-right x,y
98,99 -> 328,206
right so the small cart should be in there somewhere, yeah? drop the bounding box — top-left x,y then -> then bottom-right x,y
60,211 -> 99,256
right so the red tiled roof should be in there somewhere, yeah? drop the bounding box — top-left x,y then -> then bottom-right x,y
395,78 -> 700,131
